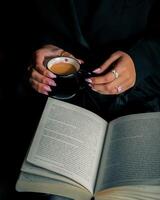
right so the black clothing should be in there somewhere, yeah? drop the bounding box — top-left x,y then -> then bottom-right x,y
1,1 -> 160,200
31,0 -> 160,120
33,0 -> 160,77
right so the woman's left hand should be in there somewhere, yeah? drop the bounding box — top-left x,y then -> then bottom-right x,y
86,51 -> 136,94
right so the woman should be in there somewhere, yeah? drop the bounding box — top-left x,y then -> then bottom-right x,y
22,1 -> 160,199
28,0 -> 160,121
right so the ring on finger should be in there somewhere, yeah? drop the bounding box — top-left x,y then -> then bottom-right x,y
111,69 -> 119,79
116,86 -> 122,93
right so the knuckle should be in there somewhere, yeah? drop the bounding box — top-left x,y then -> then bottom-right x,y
112,50 -> 122,57
116,50 -> 122,54
39,76 -> 45,84
43,77 -> 50,85
43,69 -> 50,76
37,85 -> 43,93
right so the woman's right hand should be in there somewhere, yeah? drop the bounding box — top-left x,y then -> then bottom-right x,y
29,44 -> 73,95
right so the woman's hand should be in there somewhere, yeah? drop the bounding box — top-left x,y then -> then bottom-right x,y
86,51 -> 136,95
28,45 -> 77,95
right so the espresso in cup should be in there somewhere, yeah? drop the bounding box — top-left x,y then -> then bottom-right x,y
47,57 -> 80,75
47,56 -> 81,99
49,62 -> 77,75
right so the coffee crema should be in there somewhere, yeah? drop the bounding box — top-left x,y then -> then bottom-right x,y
50,62 -> 77,75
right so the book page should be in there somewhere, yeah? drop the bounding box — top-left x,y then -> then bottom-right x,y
95,112 -> 160,192
16,172 -> 92,200
27,97 -> 107,193
21,159 -> 82,187
95,185 -> 160,200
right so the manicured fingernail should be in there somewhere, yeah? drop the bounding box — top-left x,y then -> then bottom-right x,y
44,86 -> 52,92
85,78 -> 92,83
88,83 -> 96,91
88,83 -> 92,87
49,80 -> 56,86
93,68 -> 101,73
42,91 -> 48,95
91,87 -> 97,92
77,59 -> 82,64
48,72 -> 56,78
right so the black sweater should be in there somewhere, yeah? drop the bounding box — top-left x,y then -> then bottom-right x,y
20,0 -> 160,119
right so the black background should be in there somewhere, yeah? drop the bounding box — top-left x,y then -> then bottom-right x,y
0,1 -> 48,199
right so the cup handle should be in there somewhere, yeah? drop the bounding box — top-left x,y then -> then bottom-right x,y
78,69 -> 95,78
77,69 -> 94,90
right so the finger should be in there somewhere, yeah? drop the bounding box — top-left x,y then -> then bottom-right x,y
60,51 -> 84,64
86,72 -> 115,85
115,62 -> 136,86
31,68 -> 57,87
90,57 -> 134,85
91,75 -> 133,95
34,48 -> 64,67
107,65 -> 135,93
109,77 -> 132,94
89,74 -> 124,94
92,51 -> 123,74
86,65 -> 123,85
76,58 -> 85,64
29,78 -> 52,95
114,79 -> 134,94
34,63 -> 56,79
34,53 -> 56,78
60,50 -> 74,57
89,77 -> 123,94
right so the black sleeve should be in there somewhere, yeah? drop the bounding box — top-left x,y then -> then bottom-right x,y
127,0 -> 160,85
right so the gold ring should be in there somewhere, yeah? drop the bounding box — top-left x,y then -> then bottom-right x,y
111,69 -> 119,79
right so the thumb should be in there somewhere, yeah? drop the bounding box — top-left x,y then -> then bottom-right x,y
60,51 -> 85,64
93,51 -> 122,74
34,49 -> 63,68
76,58 -> 85,64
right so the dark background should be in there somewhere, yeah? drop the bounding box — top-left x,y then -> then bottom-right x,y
0,1 -> 48,199
0,1 -> 160,200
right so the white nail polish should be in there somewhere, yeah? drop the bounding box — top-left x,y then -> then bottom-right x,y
93,68 -> 101,73
85,78 -> 92,83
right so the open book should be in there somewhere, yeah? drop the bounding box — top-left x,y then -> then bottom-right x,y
16,97 -> 160,200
